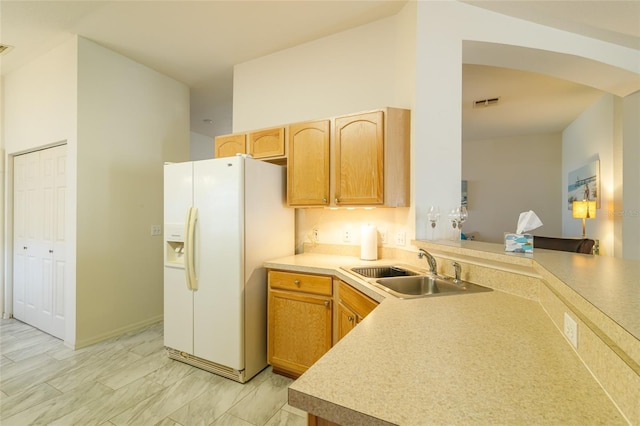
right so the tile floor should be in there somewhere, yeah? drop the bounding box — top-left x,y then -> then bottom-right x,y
0,318 -> 306,425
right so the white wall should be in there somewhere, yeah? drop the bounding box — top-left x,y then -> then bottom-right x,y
463,133 -> 563,243
190,131 -> 214,161
563,92 -> 640,259
3,37 -> 79,343
622,92 -> 640,259
0,60 -> 5,319
233,3 -> 417,251
233,11 -> 413,132
3,36 -> 189,347
75,37 -> 189,346
414,1 -> 640,245
562,95 -> 615,255
231,1 -> 639,255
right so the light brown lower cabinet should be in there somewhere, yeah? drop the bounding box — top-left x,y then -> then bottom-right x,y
267,271 -> 380,380
267,272 -> 381,424
336,280 -> 379,342
267,270 -> 333,379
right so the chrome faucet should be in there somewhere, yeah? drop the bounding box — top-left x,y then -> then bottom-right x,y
452,262 -> 462,284
418,249 -> 437,274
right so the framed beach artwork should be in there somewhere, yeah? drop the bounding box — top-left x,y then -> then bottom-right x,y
567,160 -> 600,210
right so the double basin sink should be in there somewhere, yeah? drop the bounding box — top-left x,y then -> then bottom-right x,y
344,265 -> 491,299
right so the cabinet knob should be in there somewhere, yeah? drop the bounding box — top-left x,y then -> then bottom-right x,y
324,301 -> 330,307
322,198 -> 327,203
49,250 -> 54,253
294,280 -> 300,286
348,315 -> 354,322
335,198 -> 339,204
23,246 -> 27,250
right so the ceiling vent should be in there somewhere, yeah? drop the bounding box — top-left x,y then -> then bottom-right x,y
0,44 -> 14,55
473,97 -> 501,108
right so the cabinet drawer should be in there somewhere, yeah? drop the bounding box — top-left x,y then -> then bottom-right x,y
338,281 -> 378,319
269,270 -> 332,296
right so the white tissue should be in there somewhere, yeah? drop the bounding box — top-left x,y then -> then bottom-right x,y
516,210 -> 543,234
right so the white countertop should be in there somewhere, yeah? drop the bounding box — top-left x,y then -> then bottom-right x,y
289,291 -> 624,425
421,239 -> 640,341
265,243 -> 639,424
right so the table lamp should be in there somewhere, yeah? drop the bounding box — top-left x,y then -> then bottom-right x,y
572,200 -> 596,238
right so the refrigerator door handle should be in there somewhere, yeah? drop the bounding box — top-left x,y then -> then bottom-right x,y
184,207 -> 199,291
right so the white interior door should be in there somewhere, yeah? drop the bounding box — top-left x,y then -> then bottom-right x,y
13,153 -> 33,321
13,145 -> 67,339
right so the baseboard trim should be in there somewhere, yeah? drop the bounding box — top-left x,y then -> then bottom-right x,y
69,314 -> 163,350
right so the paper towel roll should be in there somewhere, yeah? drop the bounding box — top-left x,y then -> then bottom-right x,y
360,225 -> 378,260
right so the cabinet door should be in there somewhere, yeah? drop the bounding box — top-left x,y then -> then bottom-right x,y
248,127 -> 285,159
338,281 -> 378,320
214,134 -> 246,158
337,302 -> 357,342
268,289 -> 332,378
336,281 -> 378,342
334,111 -> 384,205
288,120 -> 330,206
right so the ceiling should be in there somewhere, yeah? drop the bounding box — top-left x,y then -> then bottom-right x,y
1,1 -> 638,139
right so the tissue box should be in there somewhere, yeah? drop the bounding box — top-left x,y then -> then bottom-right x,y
504,233 -> 533,253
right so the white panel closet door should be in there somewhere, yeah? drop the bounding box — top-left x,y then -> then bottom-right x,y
13,145 -> 67,339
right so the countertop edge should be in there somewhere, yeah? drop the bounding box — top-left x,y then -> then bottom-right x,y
265,247 -> 640,424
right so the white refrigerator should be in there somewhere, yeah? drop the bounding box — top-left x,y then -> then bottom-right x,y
163,156 -> 293,383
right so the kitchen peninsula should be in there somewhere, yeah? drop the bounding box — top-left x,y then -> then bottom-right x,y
264,240 -> 640,425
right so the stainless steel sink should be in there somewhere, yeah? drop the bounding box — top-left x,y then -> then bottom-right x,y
374,275 -> 492,299
346,265 -> 418,279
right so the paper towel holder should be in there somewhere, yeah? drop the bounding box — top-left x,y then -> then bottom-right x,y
360,224 -> 378,261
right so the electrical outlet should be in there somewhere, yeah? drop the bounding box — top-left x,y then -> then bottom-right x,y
380,229 -> 388,244
343,229 -> 352,243
151,225 -> 162,236
396,231 -> 406,246
312,227 -> 320,243
564,312 -> 578,348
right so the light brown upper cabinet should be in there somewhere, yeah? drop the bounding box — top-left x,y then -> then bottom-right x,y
334,111 -> 384,205
214,133 -> 246,158
248,127 -> 286,159
288,120 -> 331,206
287,107 -> 410,207
335,108 -> 410,207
